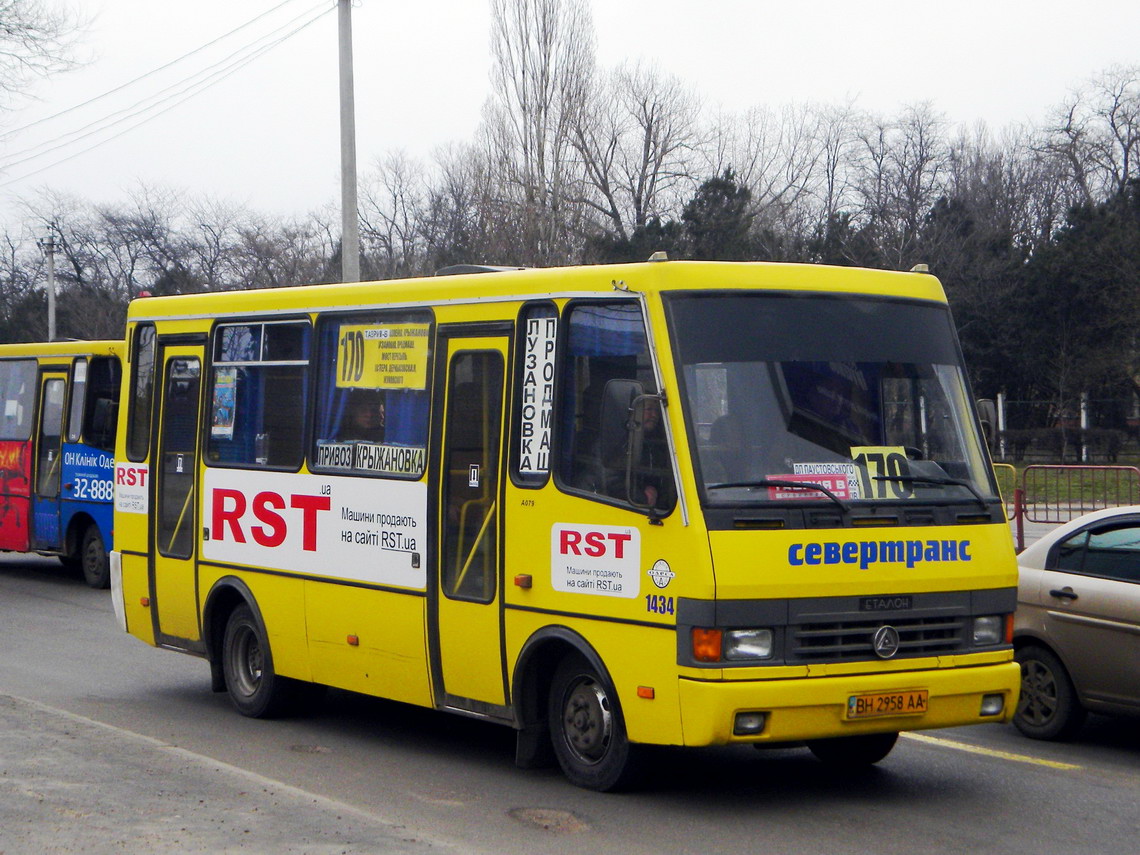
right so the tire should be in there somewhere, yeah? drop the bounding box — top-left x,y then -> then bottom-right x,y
1014,645 -> 1086,740
79,525 -> 110,589
221,604 -> 298,718
547,655 -> 638,791
807,732 -> 898,767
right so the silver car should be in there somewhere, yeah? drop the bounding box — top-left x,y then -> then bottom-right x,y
1014,505 -> 1140,739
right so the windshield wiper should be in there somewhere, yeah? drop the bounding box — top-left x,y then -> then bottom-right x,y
872,473 -> 990,511
707,479 -> 850,513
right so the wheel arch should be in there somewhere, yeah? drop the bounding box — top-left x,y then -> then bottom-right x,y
1013,632 -> 1079,689
202,576 -> 266,693
510,625 -> 621,768
62,510 -> 97,558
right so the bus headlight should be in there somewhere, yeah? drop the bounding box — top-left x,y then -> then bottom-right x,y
723,628 -> 774,661
972,615 -> 1002,645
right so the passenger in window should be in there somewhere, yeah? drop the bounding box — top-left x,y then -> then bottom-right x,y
346,390 -> 386,443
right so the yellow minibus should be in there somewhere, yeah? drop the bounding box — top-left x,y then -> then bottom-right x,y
110,258 -> 1019,790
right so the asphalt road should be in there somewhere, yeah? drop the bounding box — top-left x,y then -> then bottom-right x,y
2,550 -> 1138,855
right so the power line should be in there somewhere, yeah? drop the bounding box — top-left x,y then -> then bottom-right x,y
0,5 -> 334,189
0,0 -> 327,143
0,2 -> 335,172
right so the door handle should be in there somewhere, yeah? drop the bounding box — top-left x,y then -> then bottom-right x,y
1049,587 -> 1079,601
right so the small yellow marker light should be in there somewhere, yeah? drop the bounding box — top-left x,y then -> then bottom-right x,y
637,686 -> 655,700
140,597 -> 150,608
347,635 -> 359,646
514,574 -> 533,588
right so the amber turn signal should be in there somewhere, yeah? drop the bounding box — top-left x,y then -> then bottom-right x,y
691,628 -> 723,662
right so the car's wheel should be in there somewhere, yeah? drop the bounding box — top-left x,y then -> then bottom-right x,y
222,604 -> 296,718
547,655 -> 638,791
807,732 -> 898,767
1014,645 -> 1086,740
79,525 -> 110,589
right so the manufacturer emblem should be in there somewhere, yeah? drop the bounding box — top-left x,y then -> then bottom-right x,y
647,559 -> 674,589
872,625 -> 900,659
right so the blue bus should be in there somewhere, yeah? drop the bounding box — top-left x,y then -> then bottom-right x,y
0,340 -> 122,587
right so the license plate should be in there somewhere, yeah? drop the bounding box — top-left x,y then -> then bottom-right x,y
846,689 -> 929,719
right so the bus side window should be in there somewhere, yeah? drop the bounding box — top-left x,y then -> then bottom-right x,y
310,312 -> 432,479
0,360 -> 36,442
206,322 -> 310,468
83,356 -> 121,452
126,324 -> 156,461
556,302 -> 675,512
67,358 -> 86,443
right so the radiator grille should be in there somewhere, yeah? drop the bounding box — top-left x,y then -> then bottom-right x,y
789,615 -> 966,663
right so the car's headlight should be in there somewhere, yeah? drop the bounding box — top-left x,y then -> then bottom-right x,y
972,615 -> 1002,645
723,628 -> 774,660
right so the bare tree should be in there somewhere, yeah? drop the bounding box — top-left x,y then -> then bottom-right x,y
574,62 -> 699,242
420,142 -> 511,268
486,0 -> 595,265
853,103 -> 950,268
0,0 -> 82,106
1085,65 -> 1140,194
359,151 -> 428,278
813,99 -> 861,227
1038,66 -> 1140,209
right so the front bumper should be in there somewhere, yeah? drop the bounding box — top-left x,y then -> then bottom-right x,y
678,660 -> 1020,745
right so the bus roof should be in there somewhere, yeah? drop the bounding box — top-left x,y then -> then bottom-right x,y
0,340 -> 123,359
124,259 -> 948,324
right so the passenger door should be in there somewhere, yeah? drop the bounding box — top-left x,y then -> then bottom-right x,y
432,330 -> 510,713
149,344 -> 205,649
1039,520 -> 1140,709
30,372 -> 67,551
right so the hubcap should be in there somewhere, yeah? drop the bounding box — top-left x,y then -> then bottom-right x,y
232,626 -> 263,697
562,676 -> 612,764
1018,659 -> 1058,726
84,543 -> 103,572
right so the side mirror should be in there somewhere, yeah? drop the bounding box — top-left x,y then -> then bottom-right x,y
976,398 -> 997,449
600,379 -> 672,511
599,379 -> 643,471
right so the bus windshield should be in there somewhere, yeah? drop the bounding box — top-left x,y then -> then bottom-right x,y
667,292 -> 997,507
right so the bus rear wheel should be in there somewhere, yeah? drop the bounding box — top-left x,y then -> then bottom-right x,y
547,655 -> 638,791
79,525 -> 110,589
222,604 -> 296,718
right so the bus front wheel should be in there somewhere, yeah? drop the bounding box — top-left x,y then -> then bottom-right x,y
547,655 -> 638,791
807,732 -> 898,767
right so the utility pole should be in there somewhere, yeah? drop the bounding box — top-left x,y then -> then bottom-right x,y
339,0 -> 360,283
37,222 -> 57,341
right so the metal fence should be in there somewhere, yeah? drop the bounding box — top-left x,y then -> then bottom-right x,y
1006,464 -> 1140,550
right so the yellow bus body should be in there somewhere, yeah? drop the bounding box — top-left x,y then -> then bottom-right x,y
109,260 -> 1019,789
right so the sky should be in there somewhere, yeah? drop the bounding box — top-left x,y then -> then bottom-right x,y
1,0 -> 1138,237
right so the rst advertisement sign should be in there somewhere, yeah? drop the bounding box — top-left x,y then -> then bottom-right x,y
551,523 -> 640,598
202,469 -> 427,589
114,462 -> 149,514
